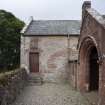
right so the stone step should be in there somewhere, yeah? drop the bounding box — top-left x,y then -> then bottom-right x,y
28,73 -> 43,86
28,79 -> 43,86
28,82 -> 42,85
28,78 -> 42,83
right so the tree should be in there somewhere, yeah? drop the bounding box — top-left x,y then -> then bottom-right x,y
0,10 -> 25,71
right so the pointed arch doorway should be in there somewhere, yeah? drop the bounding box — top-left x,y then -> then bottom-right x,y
89,46 -> 99,91
78,37 -> 100,92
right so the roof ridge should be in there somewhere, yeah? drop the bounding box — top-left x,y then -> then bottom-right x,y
32,20 -> 81,21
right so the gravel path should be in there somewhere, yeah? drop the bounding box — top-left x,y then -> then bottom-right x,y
12,83 -> 90,105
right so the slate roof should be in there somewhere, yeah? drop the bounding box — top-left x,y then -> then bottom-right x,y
23,20 -> 81,36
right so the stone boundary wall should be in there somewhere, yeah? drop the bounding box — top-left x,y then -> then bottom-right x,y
0,68 -> 27,105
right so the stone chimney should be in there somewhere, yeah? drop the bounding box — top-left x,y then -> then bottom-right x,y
102,15 -> 105,19
82,1 -> 91,20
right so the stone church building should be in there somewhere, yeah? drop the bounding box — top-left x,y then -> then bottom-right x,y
21,20 -> 80,83
21,1 -> 105,105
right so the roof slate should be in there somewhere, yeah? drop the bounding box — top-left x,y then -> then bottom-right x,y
24,20 -> 81,36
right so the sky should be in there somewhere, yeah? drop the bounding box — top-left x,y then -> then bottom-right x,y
0,0 -> 105,23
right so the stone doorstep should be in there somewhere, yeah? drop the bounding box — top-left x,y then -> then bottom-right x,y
28,72 -> 42,78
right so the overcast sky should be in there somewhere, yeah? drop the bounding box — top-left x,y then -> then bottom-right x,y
0,0 -> 105,23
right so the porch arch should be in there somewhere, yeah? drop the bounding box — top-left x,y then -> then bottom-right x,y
78,36 -> 100,92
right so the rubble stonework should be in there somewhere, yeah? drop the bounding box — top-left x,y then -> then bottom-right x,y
0,68 -> 27,105
21,36 -> 79,83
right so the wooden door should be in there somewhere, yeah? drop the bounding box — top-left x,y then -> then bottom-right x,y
29,53 -> 39,73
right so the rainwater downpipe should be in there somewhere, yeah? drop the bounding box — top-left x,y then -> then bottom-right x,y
68,34 -> 70,62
